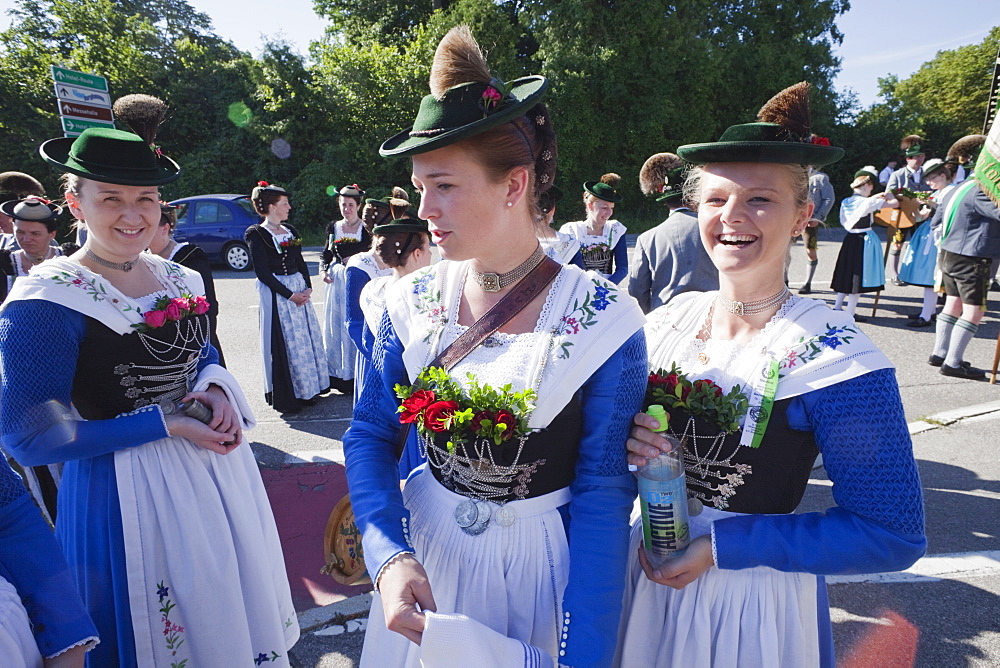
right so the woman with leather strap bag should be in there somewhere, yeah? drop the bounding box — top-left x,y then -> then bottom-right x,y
342,25 -> 646,668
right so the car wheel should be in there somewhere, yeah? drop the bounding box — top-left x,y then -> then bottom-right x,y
224,242 -> 251,271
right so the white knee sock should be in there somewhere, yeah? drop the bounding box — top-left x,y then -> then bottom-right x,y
834,293 -> 846,310
846,293 -> 861,316
919,288 -> 937,321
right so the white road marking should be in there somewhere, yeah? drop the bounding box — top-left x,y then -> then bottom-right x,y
826,550 -> 1000,585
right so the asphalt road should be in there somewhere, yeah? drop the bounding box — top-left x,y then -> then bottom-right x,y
211,227 -> 1000,667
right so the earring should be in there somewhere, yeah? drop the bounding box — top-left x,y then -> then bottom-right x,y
506,202 -> 513,207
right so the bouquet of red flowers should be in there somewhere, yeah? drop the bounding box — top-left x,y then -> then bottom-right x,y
135,294 -> 210,333
646,363 -> 748,434
395,367 -> 536,449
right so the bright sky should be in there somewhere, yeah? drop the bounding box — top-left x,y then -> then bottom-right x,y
1,0 -> 998,109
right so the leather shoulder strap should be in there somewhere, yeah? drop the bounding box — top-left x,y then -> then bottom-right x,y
393,255 -> 561,459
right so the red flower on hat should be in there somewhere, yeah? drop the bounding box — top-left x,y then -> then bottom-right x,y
481,86 -> 502,112
811,136 -> 831,146
257,180 -> 269,187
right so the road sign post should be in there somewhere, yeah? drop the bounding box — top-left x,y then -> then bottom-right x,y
50,65 -> 112,137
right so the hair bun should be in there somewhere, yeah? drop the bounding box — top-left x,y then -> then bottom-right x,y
600,172 -> 621,188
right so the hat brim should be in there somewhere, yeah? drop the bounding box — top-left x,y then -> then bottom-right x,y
677,142 -> 844,167
372,222 -> 429,235
39,137 -> 181,186
379,76 -> 548,157
656,190 -> 683,202
0,199 -> 61,222
583,181 -> 623,203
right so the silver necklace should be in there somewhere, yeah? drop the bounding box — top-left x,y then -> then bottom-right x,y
86,247 -> 139,272
470,245 -> 544,292
717,286 -> 790,316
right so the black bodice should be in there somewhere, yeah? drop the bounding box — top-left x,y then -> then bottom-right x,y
668,398 -> 819,514
322,222 -> 371,269
245,225 -> 306,276
427,395 -> 583,502
72,313 -> 210,419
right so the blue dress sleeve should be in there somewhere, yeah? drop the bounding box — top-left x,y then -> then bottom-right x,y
712,368 -> 926,575
608,238 -> 628,284
342,310 -> 413,580
561,330 -> 645,668
345,266 -> 372,357
0,300 -> 170,467
0,461 -> 98,657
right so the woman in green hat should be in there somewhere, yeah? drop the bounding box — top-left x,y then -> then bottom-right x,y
322,183 -> 373,395
356,200 -> 432,475
829,167 -> 894,321
343,25 -> 645,667
345,187 -> 412,403
536,184 -> 585,267
617,83 -> 925,667
0,95 -> 298,667
560,173 -> 629,282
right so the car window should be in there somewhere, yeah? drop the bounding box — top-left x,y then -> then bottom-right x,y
235,198 -> 257,217
174,203 -> 190,225
194,202 -> 234,224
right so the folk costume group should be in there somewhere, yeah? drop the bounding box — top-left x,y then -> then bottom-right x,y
339,27 -> 925,668
0,27 -> 929,668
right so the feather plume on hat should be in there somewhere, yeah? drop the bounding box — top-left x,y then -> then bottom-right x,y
113,94 -> 169,146
757,81 -> 811,141
947,135 -> 986,165
900,134 -> 923,151
639,153 -> 684,197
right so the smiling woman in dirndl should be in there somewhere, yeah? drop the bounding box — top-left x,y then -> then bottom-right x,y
616,83 -> 925,667
0,95 -> 297,667
342,26 -> 646,668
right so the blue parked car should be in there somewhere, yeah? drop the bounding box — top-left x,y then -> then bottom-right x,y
169,194 -> 261,271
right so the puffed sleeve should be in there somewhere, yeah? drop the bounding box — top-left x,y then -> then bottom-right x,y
560,330 -> 645,668
342,310 -> 414,582
712,368 -> 926,575
345,266 -> 372,356
0,461 -> 99,658
0,300 -> 170,466
245,227 -> 294,300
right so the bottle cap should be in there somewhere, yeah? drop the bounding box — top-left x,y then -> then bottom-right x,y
645,404 -> 669,432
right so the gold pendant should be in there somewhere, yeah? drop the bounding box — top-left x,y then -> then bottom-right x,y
697,352 -> 709,365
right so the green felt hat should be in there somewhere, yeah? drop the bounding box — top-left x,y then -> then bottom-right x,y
380,76 -> 549,157
656,167 -> 687,202
677,123 -> 844,167
850,167 -> 879,189
922,158 -> 948,178
372,215 -> 429,236
0,196 -> 61,222
905,144 -> 925,157
39,127 -> 180,186
583,180 -> 622,203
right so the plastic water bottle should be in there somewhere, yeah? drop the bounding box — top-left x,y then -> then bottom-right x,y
637,405 -> 690,567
